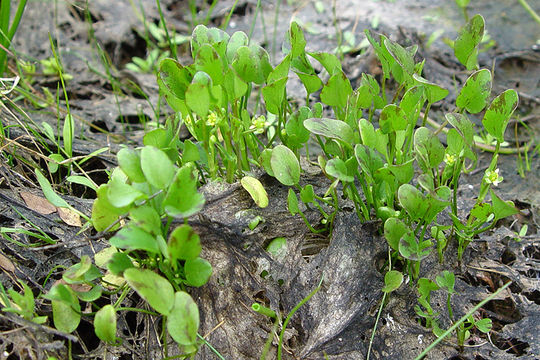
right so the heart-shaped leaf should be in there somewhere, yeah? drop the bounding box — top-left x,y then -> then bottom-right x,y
379,104 -> 407,134
158,59 -> 193,101
320,71 -> 353,108
163,165 -> 205,218
325,158 -> 354,182
490,189 -> 518,221
413,74 -> 448,104
454,14 -> 485,70
456,69 -> 492,113
194,44 -> 223,85
117,148 -> 145,183
482,89 -> 518,143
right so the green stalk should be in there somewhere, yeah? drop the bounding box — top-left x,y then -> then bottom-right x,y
197,334 -> 226,360
252,303 -> 277,319
414,281 -> 511,359
221,0 -> 240,30
203,0 -> 219,26
517,0 -> 540,25
156,0 -> 176,59
271,0 -> 282,62
277,277 -> 324,360
0,0 -> 27,75
260,317 -> 280,360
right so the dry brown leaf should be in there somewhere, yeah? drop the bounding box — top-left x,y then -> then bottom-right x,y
20,191 -> 56,215
57,207 -> 82,227
0,252 -> 15,273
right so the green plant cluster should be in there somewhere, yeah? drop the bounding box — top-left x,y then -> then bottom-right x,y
154,16 -> 520,351
31,127 -> 210,353
1,11 -> 523,358
416,270 -> 492,346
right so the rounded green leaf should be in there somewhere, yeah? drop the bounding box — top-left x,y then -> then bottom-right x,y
117,148 -> 145,183
456,69 -> 492,113
379,104 -> 407,134
325,158 -> 354,182
92,185 -> 122,232
107,179 -> 145,208
110,226 -> 160,254
184,258 -> 212,287
300,184 -> 315,203
124,268 -> 175,315
94,305 -> 117,344
398,184 -> 428,221
384,217 -> 408,251
287,188 -> 300,215
445,113 -> 474,148
129,205 -> 161,236
50,284 -> 80,334
399,232 -> 432,261
163,164 -> 205,218
414,127 -> 445,171
140,146 -> 175,190
226,31 -> 249,63
475,318 -> 492,333
481,89 -> 518,143
241,176 -> 269,208
435,270 -> 455,293
194,44 -> 223,85
382,270 -> 403,293
259,149 -> 275,177
168,224 -> 201,261
185,71 -> 212,117
270,145 -> 300,186
167,292 -> 199,346
158,58 -> 193,100
266,237 -> 287,259
304,118 -> 354,146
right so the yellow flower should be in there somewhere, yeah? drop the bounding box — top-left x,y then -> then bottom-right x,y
249,115 -> 268,135
206,111 -> 219,126
444,153 -> 457,165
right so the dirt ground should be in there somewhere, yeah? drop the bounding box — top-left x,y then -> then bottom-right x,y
0,0 -> 539,359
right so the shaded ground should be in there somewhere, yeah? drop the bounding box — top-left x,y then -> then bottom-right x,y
1,0 -> 539,359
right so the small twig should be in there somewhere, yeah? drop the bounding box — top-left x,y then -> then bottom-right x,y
0,313 -> 78,342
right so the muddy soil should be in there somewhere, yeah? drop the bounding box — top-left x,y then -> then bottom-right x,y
1,0 -> 539,359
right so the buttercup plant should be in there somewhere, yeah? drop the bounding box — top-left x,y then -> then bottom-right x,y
36,126 -> 212,355
415,271 -> 492,348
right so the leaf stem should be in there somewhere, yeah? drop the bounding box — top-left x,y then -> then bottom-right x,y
277,277 -> 324,360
